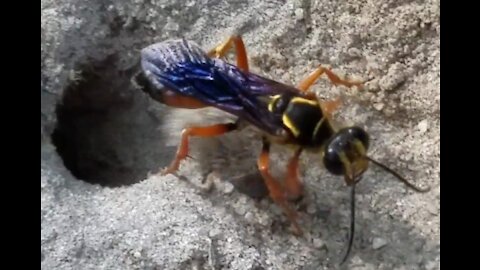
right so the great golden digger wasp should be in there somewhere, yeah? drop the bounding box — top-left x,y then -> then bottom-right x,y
132,35 -> 430,264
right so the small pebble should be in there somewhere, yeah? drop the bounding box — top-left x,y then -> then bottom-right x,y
234,204 -> 247,216
313,238 -> 325,248
209,228 -> 222,238
347,47 -> 362,58
417,119 -> 429,134
373,102 -> 385,111
265,8 -> 275,17
384,107 -> 395,117
244,211 -> 255,222
365,78 -> 380,92
295,8 -> 304,20
223,182 -> 235,194
425,260 -> 438,270
289,235 -> 301,245
306,204 -> 317,214
379,63 -> 406,91
164,20 -> 179,32
258,214 -> 271,226
372,237 -> 388,249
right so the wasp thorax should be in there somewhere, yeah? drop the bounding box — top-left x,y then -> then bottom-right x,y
323,127 -> 370,177
270,94 -> 336,147
268,94 -> 294,114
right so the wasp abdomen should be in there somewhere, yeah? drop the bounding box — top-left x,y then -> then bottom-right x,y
139,39 -> 213,92
141,39 -> 209,71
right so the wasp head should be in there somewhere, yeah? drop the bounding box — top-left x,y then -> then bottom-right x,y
321,127 -> 429,266
323,127 -> 370,185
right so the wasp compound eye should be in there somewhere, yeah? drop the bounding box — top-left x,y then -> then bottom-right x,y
323,146 -> 344,175
323,126 -> 370,175
344,126 -> 369,150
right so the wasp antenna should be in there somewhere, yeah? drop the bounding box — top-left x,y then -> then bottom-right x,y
340,182 -> 356,265
366,157 -> 430,193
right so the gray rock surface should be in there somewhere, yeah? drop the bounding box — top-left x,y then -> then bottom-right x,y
41,0 -> 439,269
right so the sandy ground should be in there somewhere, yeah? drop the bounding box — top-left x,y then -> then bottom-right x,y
41,0 -> 439,269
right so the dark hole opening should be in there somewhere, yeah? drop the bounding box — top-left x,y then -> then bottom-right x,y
51,57 -> 173,186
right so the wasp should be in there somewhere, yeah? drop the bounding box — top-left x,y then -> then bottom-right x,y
133,35 -> 430,264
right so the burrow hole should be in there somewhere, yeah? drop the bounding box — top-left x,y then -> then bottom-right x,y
51,57 -> 174,186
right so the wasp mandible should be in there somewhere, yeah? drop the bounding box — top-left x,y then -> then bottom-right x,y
133,35 -> 430,264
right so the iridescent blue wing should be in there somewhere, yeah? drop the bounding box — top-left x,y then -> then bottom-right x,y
139,39 -> 300,135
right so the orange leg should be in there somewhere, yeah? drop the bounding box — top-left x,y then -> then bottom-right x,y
297,65 -> 365,92
319,97 -> 343,118
284,148 -> 304,201
162,123 -> 238,175
207,35 -> 249,72
257,138 -> 302,235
